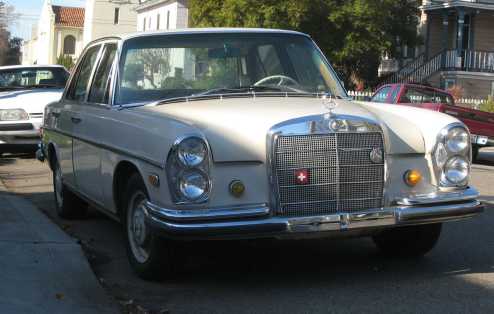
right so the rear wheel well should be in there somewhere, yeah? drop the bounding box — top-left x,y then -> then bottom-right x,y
113,161 -> 144,219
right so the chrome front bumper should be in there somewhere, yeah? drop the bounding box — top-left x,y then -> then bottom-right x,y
145,187 -> 484,240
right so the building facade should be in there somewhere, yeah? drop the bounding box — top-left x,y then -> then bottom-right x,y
83,0 -> 138,46
135,0 -> 188,32
22,0 -> 84,65
386,0 -> 494,99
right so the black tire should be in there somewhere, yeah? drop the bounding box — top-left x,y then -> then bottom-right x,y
373,223 -> 442,258
472,145 -> 479,162
123,173 -> 177,281
52,157 -> 88,219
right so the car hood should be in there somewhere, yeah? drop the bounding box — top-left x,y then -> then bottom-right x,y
0,88 -> 64,113
142,97 -> 459,162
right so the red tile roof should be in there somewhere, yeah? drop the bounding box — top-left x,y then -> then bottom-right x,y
52,5 -> 85,28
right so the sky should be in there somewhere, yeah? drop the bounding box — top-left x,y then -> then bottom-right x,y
6,0 -> 86,40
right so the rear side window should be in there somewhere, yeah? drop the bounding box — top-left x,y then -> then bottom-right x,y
371,87 -> 391,103
67,45 -> 101,101
400,87 -> 453,105
89,43 -> 117,104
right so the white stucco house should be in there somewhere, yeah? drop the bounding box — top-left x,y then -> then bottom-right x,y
83,0 -> 138,46
135,0 -> 188,32
22,0 -> 85,65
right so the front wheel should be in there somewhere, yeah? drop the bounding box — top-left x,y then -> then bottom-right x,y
372,223 -> 442,257
123,173 -> 178,280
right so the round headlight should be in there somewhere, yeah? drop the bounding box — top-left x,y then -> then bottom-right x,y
434,142 -> 448,168
445,127 -> 469,154
443,156 -> 469,185
177,137 -> 207,167
178,170 -> 209,201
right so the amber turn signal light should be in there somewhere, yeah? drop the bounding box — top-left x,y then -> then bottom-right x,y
404,170 -> 422,187
229,180 -> 245,197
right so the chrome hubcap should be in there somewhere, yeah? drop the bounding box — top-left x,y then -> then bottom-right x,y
127,192 -> 150,264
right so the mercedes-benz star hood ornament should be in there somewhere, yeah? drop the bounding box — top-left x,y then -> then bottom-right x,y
322,94 -> 338,118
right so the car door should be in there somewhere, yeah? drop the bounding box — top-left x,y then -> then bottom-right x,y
73,42 -> 118,205
64,43 -> 104,203
56,45 -> 101,189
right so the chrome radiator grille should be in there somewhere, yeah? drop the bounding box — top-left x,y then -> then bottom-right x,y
273,132 -> 384,217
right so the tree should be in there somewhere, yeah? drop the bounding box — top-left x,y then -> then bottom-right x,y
189,0 -> 421,89
56,54 -> 75,70
0,1 -> 21,66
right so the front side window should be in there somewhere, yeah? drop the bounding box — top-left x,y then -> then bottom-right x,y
371,87 -> 391,103
67,45 -> 101,101
0,67 -> 68,90
89,43 -> 117,104
117,33 -> 346,105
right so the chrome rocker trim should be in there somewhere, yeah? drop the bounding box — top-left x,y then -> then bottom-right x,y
144,188 -> 483,239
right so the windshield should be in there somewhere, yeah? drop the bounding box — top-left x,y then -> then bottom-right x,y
0,67 -> 69,90
117,33 -> 346,105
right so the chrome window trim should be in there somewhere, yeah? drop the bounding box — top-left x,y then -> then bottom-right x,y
266,114 -> 387,214
87,41 -> 119,107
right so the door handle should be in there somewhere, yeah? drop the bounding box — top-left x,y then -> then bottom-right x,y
71,116 -> 82,124
51,112 -> 60,118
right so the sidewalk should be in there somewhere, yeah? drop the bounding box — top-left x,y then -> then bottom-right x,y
0,181 -> 119,314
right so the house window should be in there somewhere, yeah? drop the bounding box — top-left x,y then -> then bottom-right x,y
157,14 -> 160,29
149,17 -> 151,30
143,17 -> 146,31
63,35 -> 76,55
166,11 -> 170,30
491,81 -> 494,96
114,8 -> 120,25
444,78 -> 456,90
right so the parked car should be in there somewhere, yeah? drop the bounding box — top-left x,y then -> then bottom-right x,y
371,83 -> 494,160
38,29 -> 483,280
0,65 -> 68,155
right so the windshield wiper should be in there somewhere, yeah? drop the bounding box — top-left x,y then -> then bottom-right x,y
193,85 -> 287,96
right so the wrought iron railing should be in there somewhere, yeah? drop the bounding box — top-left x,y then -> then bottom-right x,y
384,49 -> 494,85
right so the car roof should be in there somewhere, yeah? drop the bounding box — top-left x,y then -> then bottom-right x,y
0,64 -> 67,71
93,27 -> 309,43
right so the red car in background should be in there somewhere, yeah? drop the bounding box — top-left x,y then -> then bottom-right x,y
371,83 -> 494,160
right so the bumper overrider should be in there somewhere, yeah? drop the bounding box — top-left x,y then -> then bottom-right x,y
145,187 -> 483,240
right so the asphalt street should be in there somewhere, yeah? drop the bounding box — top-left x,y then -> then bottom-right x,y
0,149 -> 493,314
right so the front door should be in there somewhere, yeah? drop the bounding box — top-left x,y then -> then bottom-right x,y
65,44 -> 104,203
73,42 -> 118,205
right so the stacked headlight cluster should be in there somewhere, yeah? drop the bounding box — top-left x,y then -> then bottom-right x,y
434,124 -> 471,187
0,109 -> 29,121
166,136 -> 211,204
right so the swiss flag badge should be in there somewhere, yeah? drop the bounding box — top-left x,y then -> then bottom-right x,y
294,169 -> 310,185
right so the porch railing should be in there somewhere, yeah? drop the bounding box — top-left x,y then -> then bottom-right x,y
384,49 -> 494,85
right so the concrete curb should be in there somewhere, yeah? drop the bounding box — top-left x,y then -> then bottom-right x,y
0,176 -> 120,313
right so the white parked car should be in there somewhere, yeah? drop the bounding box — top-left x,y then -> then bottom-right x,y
38,29 -> 483,280
0,65 -> 68,155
